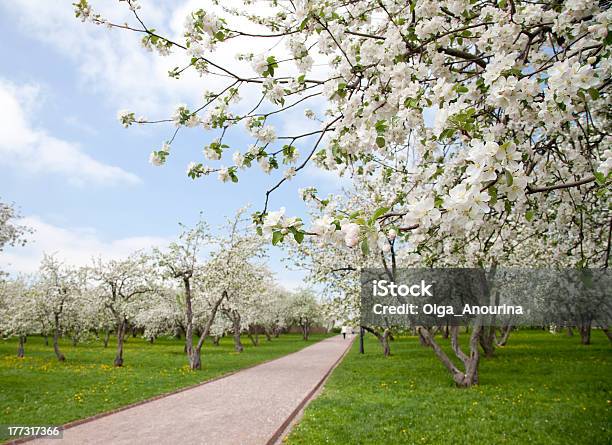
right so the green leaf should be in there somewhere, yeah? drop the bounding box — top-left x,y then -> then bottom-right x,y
360,239 -> 369,256
374,120 -> 387,134
376,136 -> 386,148
272,231 -> 283,245
525,210 -> 534,222
504,200 -> 512,215
439,128 -> 455,140
594,171 -> 606,185
293,230 -> 304,244
371,207 -> 390,221
505,169 -> 514,187
587,88 -> 600,100
488,187 -> 498,206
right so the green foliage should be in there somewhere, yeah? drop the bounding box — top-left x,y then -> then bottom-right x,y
288,331 -> 612,445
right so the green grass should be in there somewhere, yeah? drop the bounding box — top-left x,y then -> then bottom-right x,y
0,333 -> 330,441
287,330 -> 611,445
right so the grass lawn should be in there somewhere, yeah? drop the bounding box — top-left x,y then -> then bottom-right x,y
287,330 -> 611,445
0,333 -> 330,442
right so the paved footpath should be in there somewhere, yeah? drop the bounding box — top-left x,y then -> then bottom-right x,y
30,335 -> 354,445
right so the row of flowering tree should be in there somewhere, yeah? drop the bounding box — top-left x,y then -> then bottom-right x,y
70,0 -> 611,386
0,207 -> 325,369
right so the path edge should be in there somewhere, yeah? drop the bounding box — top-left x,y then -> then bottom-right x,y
267,335 -> 356,445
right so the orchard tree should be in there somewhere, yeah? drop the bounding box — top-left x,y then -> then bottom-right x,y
74,1 -> 610,246
91,253 -> 155,366
154,218 -> 210,365
36,254 -> 86,362
287,289 -> 321,341
255,285 -> 292,341
0,277 -> 39,357
208,211 -> 267,354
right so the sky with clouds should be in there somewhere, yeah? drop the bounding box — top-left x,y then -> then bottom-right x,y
0,0 -> 343,290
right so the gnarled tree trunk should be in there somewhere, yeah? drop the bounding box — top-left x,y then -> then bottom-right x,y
495,325 -> 512,346
103,329 -> 111,348
248,326 -> 259,346
53,314 -> 65,362
579,320 -> 592,345
418,323 -> 482,387
190,293 -> 226,369
17,335 -> 26,358
183,277 -> 194,358
114,319 -> 127,367
232,313 -> 244,352
363,326 -> 392,357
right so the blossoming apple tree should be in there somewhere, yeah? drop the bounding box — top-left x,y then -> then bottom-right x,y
90,253 -> 155,366
74,0 -> 610,247
154,218 -> 211,367
35,254 -> 87,362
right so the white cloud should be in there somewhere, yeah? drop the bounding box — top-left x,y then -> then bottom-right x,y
0,216 -> 170,274
1,0 -> 330,117
0,80 -> 140,186
1,0 -> 273,115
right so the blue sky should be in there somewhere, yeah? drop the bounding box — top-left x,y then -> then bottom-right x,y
0,0 -> 342,289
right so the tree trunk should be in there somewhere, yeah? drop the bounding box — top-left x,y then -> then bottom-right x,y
566,326 -> 574,336
301,324 -> 310,341
17,335 -> 26,358
418,324 -> 481,387
71,335 -> 78,347
495,325 -> 512,347
43,334 -> 49,346
103,329 -> 111,348
479,325 -> 495,357
114,319 -> 127,367
53,317 -> 65,362
189,348 -> 201,369
442,323 -> 450,339
190,292 -> 226,370
264,329 -> 272,342
212,335 -> 220,346
232,313 -> 244,352
579,321 -> 591,345
417,328 -> 430,346
248,327 -> 259,347
602,327 -> 612,343
380,329 -> 391,357
183,277 -> 194,358
363,326 -> 392,356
